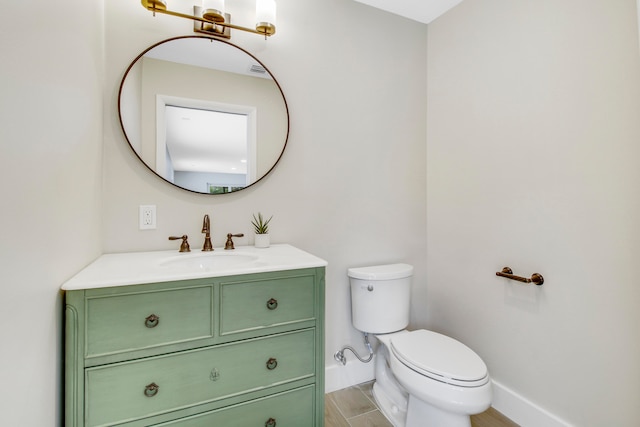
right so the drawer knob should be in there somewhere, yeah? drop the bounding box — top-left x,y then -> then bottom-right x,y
266,298 -> 278,310
266,358 -> 278,370
265,418 -> 277,427
210,368 -> 220,381
144,382 -> 159,397
145,314 -> 160,328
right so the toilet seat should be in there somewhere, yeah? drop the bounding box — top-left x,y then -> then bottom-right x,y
390,330 -> 489,387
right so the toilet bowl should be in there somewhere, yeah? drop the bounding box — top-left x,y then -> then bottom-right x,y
348,264 -> 492,427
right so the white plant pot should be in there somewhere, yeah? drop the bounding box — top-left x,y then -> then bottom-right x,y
254,233 -> 270,248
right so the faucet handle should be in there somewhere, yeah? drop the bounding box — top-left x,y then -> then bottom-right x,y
168,235 -> 191,252
224,233 -> 245,250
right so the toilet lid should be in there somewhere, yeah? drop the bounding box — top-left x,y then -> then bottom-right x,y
390,330 -> 489,387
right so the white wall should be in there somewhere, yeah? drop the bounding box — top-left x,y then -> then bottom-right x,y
0,1 -> 104,426
103,0 -> 427,390
426,0 -> 640,425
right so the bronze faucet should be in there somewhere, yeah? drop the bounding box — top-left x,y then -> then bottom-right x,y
202,214 -> 213,251
225,233 -> 244,250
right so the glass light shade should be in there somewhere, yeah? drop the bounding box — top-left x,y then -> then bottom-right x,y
202,0 -> 225,22
256,0 -> 276,26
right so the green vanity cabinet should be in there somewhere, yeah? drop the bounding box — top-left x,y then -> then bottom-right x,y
65,266 -> 325,427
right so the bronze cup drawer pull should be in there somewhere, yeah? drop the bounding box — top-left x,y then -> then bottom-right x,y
265,417 -> 277,427
266,358 -> 278,370
266,298 -> 278,310
144,314 -> 160,328
144,382 -> 159,397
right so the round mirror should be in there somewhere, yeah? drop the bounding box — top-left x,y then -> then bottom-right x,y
118,36 -> 289,194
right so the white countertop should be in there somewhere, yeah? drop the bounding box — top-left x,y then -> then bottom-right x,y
61,244 -> 327,291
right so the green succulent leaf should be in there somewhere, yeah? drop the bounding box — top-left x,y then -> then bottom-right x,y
251,212 -> 273,234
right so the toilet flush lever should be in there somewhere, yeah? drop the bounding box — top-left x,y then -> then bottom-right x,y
367,285 -> 374,292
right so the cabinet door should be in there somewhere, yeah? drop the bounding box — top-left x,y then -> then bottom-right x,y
152,386 -> 315,427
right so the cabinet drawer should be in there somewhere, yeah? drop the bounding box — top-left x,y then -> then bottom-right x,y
220,275 -> 315,335
85,329 -> 315,426
153,386 -> 315,427
85,285 -> 213,358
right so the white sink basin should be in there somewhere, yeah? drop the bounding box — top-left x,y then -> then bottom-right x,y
158,252 -> 260,271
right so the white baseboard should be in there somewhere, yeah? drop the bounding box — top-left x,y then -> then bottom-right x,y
491,380 -> 573,427
325,356 -> 376,393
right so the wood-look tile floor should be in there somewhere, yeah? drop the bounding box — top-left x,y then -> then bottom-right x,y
325,382 -> 519,427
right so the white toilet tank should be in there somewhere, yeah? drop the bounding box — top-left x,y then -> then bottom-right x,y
348,263 -> 413,334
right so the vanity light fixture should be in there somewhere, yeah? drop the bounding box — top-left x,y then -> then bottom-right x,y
141,0 -> 276,39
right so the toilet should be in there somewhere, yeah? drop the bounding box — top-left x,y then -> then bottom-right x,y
348,263 -> 492,427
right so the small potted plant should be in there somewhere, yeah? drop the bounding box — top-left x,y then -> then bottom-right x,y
251,212 -> 272,248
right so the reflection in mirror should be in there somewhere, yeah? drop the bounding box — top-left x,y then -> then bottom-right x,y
118,36 -> 289,194
165,105 -> 252,193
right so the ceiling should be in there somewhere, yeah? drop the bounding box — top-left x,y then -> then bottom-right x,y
145,38 -> 270,79
165,106 -> 248,175
352,0 -> 464,24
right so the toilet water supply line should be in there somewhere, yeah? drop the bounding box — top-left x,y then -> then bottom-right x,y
334,333 -> 373,365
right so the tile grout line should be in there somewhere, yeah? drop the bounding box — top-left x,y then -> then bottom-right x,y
360,386 -> 379,408
326,390 -> 355,425
347,407 -> 383,420
328,385 -> 387,427
356,382 -> 385,418
346,384 -> 392,427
